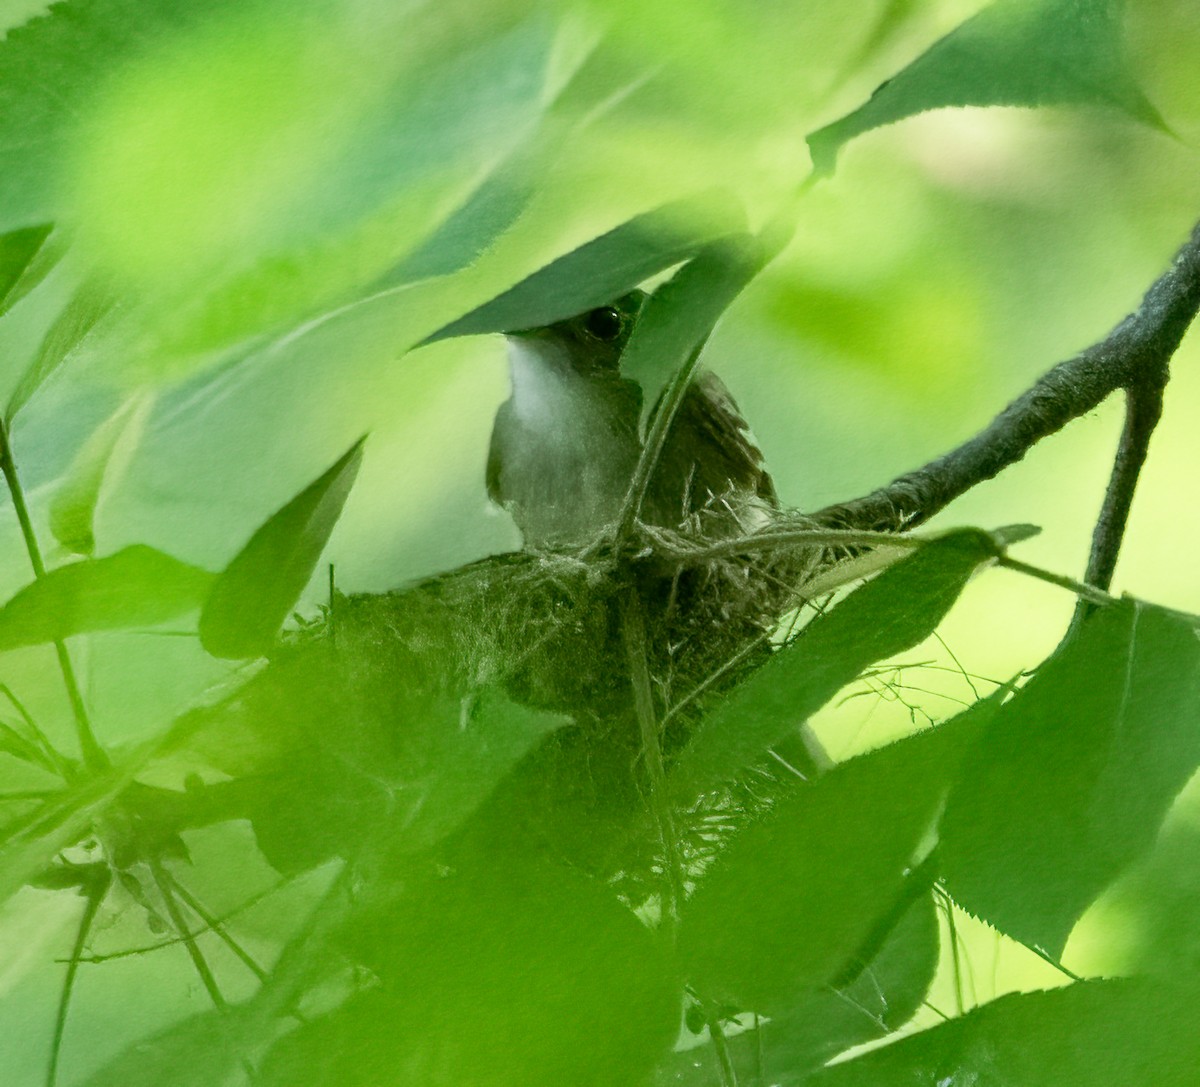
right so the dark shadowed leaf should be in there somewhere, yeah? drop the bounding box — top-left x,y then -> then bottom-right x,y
199,438 -> 364,659
941,600 -> 1200,955
0,545 -> 212,649
678,703 -> 988,1013
669,531 -> 996,802
806,978 -> 1200,1087
423,191 -> 745,342
623,218 -> 793,426
654,894 -> 939,1086
49,392 -> 153,555
0,221 -> 56,316
808,0 -> 1166,176
6,276 -> 115,422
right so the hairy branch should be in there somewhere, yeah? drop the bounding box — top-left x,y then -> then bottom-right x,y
811,220 -> 1200,552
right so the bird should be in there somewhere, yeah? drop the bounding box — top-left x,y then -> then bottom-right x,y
488,289 -> 776,549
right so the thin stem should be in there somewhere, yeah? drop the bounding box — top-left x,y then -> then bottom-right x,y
151,860 -> 227,1011
166,874 -> 268,982
620,590 -> 686,937
46,871 -> 110,1087
0,425 -> 108,772
997,555 -> 1116,607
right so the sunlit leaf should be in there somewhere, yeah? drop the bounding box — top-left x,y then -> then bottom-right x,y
668,531 -> 996,802
806,978 -> 1200,1086
622,217 -> 793,427
72,10 -> 562,358
49,392 -> 154,555
0,545 -> 212,649
5,276 -> 114,422
678,703 -> 987,1013
199,438 -> 364,660
941,600 -> 1200,955
808,0 -> 1166,176
424,190 -> 745,342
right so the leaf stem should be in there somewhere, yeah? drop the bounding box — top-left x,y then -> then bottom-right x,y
0,424 -> 107,771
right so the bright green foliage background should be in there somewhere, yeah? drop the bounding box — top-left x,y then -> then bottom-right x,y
0,0 -> 1199,1084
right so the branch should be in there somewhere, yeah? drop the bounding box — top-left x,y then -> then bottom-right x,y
811,219 -> 1200,539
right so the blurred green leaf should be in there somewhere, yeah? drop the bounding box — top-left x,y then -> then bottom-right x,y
74,10 -> 563,358
375,144 -> 540,286
0,0 -> 247,229
0,769 -> 127,905
81,1006 -> 254,1087
808,0 -> 1166,176
668,531 -> 996,802
941,600 -> 1200,955
199,438 -> 364,660
0,545 -> 212,649
5,276 -> 114,422
806,978 -> 1200,1086
262,854 -> 678,1087
623,219 -> 793,428
678,704 -> 986,1013
49,392 -> 153,555
0,221 -> 56,316
424,190 -> 746,342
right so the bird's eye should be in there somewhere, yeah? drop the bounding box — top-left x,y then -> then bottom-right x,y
583,306 -> 624,342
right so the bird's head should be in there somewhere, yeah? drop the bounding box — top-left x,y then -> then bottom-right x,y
504,290 -> 648,375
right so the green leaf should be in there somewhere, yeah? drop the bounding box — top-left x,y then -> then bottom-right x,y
940,600 -> 1200,955
73,11 -> 561,358
49,392 -> 154,555
668,531 -> 996,802
0,221 -> 56,317
0,545 -> 213,650
807,0 -> 1166,176
374,144 -> 539,286
263,855 -> 679,1087
80,1007 -> 254,1087
678,703 -> 987,1013
655,894 -> 939,1085
622,217 -> 793,426
5,276 -> 114,422
0,769 -> 127,906
806,978 -> 1200,1087
423,190 -> 746,343
199,438 -> 364,660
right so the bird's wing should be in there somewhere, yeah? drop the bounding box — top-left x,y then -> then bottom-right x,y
668,370 -> 777,508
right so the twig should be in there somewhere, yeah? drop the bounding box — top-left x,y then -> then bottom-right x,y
1070,379 -> 1165,633
812,219 -> 1200,542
